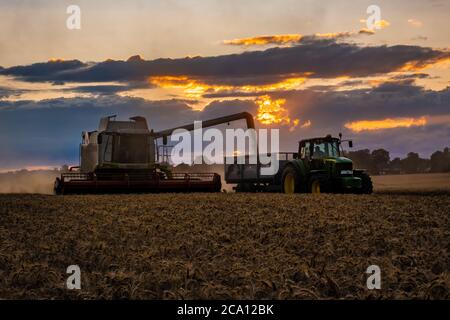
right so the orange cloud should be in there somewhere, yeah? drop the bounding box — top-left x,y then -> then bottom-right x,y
398,54 -> 450,72
375,19 -> 390,29
255,95 -> 299,130
301,120 -> 312,128
314,32 -> 353,39
359,19 -> 390,32
345,116 -> 427,132
358,28 -> 375,35
223,32 -> 361,46
148,75 -> 307,99
48,58 -> 65,63
223,34 -> 302,46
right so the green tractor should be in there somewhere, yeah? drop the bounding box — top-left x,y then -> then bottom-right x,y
280,135 -> 373,194
225,134 -> 373,194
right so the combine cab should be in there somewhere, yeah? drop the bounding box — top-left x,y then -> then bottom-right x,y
54,113 -> 254,195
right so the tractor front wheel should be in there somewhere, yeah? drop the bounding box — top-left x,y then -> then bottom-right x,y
311,179 -> 321,193
308,175 -> 329,194
356,172 -> 373,194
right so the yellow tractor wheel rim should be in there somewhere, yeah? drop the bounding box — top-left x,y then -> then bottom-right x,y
284,173 -> 295,194
311,180 -> 321,194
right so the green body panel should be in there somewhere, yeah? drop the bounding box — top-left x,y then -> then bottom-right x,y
285,156 -> 362,191
289,159 -> 307,176
337,176 -> 362,189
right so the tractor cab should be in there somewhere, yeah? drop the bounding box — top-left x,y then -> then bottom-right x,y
299,135 -> 341,160
297,135 -> 350,171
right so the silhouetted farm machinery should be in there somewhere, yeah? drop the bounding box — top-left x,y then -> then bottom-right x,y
55,112 -> 372,194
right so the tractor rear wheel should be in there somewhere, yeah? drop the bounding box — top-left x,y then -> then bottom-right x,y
281,166 -> 301,194
356,172 -> 373,194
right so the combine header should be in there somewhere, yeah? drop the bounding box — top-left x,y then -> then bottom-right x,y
54,113 -> 254,194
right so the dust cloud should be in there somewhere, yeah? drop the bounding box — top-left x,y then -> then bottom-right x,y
0,170 -> 59,194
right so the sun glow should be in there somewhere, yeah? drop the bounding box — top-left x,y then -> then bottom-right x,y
255,95 -> 301,131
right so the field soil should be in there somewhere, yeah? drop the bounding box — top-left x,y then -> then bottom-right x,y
373,173 -> 450,193
0,193 -> 449,299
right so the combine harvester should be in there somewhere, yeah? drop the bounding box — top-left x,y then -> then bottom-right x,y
55,111 -> 372,195
54,112 -> 254,194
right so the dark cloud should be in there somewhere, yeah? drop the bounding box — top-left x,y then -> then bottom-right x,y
372,79 -> 419,92
273,85 -> 450,157
0,86 -> 27,98
199,74 -> 296,87
202,90 -> 283,99
0,96 -> 198,168
1,60 -> 87,82
67,82 -> 151,95
200,99 -> 258,120
0,96 -> 260,167
277,84 -> 450,131
66,85 -> 130,95
2,40 -> 449,85
411,36 -> 428,41
1,82 -> 449,168
346,125 -> 450,159
339,79 -> 366,87
390,73 -> 430,80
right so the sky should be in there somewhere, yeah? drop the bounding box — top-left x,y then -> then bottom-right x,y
0,0 -> 449,169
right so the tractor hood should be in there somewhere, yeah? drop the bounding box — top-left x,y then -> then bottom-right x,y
323,156 -> 353,164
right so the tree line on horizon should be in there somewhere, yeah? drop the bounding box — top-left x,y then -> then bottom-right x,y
1,147 -> 449,177
345,147 -> 450,175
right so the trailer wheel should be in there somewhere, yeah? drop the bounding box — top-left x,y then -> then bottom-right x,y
235,183 -> 253,192
281,166 -> 301,194
212,174 -> 222,193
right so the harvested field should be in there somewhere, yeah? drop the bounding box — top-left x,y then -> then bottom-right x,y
0,193 -> 449,299
373,173 -> 450,193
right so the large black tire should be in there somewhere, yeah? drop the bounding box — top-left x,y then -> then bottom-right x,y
212,174 -> 222,193
356,172 -> 373,194
281,165 -> 302,193
235,183 -> 254,192
307,174 -> 329,194
54,177 -> 63,195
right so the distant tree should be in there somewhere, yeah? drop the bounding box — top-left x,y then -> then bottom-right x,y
401,152 -> 422,173
389,157 -> 402,173
371,149 -> 390,174
347,149 -> 374,173
430,147 -> 450,172
430,150 -> 444,172
445,148 -> 450,172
